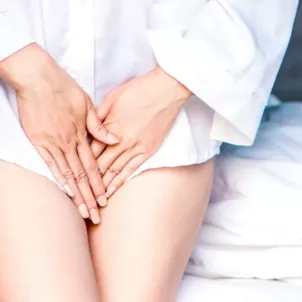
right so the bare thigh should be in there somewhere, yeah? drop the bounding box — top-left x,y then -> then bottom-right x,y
88,159 -> 214,302
0,161 -> 100,302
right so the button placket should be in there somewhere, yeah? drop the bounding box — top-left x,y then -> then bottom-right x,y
67,0 -> 95,102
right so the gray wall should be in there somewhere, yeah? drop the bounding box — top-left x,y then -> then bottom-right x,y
273,3 -> 302,100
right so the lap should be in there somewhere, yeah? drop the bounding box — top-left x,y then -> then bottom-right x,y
0,159 -> 214,302
88,160 -> 214,302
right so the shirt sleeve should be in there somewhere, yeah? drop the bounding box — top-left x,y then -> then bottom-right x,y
0,1 -> 34,61
148,0 -> 298,145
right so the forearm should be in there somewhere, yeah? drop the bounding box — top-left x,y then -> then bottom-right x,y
148,0 -> 298,145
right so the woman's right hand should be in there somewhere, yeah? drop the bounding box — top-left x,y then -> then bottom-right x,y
0,43 -> 118,224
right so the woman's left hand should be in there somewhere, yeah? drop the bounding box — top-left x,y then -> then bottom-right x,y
90,67 -> 192,198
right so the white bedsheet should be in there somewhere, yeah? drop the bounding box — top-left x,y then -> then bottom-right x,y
178,276 -> 302,302
178,101 -> 302,301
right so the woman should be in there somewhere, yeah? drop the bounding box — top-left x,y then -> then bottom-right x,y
0,0 -> 298,301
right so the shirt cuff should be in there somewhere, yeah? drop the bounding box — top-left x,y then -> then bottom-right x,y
149,32 -> 266,145
148,0 -> 296,146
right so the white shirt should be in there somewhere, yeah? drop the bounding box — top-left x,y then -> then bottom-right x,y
0,0 -> 298,146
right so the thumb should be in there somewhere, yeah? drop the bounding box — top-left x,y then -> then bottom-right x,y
87,108 -> 119,145
96,93 -> 115,121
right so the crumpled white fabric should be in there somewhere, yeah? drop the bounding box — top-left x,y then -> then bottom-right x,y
0,0 -> 298,151
0,83 -> 220,185
186,101 -> 302,284
177,276 -> 302,302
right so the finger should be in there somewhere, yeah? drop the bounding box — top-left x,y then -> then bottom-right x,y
47,146 -> 91,216
77,140 -> 107,207
90,139 -> 107,159
87,107 -> 119,145
35,146 -> 70,194
65,148 -> 101,225
106,154 -> 145,198
97,144 -> 125,176
36,145 -> 90,220
102,149 -> 137,188
96,91 -> 115,120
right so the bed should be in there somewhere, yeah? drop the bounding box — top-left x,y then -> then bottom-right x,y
177,99 -> 302,301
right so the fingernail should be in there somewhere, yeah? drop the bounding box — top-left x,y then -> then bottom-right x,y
97,195 -> 107,207
107,133 -> 119,144
78,204 -> 89,219
105,185 -> 116,198
64,184 -> 74,197
90,208 -> 101,224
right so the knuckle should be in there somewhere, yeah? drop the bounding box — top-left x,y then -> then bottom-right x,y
121,135 -> 136,148
60,138 -> 77,153
70,88 -> 86,102
61,136 -> 75,148
95,122 -> 104,132
35,145 -> 55,167
135,142 -> 148,154
62,169 -> 74,180
86,163 -> 99,175
98,165 -> 105,175
58,129 -> 73,142
45,159 -> 55,169
34,137 -> 54,150
109,166 -> 120,175
75,171 -> 89,184
76,129 -> 88,143
115,175 -> 125,185
114,175 -> 124,186
124,165 -> 136,174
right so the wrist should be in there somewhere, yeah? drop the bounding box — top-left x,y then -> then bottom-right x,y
0,43 -> 54,91
153,66 -> 193,102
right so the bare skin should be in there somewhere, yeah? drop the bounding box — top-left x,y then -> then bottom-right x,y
0,159 -> 213,302
89,160 -> 214,302
0,43 -> 119,224
0,40 -> 213,302
0,161 -> 100,302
